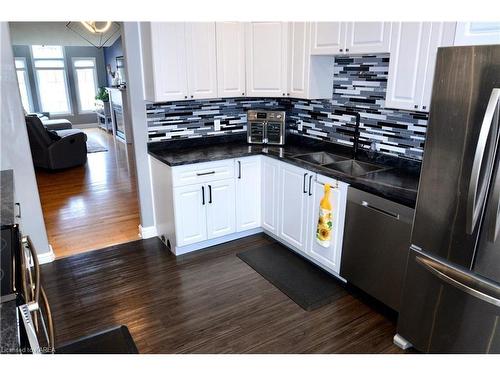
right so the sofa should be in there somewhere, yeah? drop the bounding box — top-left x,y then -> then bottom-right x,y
25,115 -> 88,170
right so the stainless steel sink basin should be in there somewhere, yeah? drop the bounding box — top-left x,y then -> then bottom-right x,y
323,159 -> 388,177
293,152 -> 349,165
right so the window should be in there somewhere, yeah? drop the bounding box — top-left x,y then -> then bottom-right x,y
73,58 -> 98,113
15,58 -> 33,112
32,45 -> 71,115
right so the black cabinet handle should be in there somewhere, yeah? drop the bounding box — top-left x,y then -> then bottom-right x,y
15,202 -> 21,218
184,96 -> 188,99
345,48 -> 349,52
208,185 -> 212,204
190,95 -> 194,98
339,48 -> 343,52
238,161 -> 241,179
202,186 -> 205,205
303,173 -> 308,194
414,104 -> 418,109
196,171 -> 215,176
308,175 -> 313,196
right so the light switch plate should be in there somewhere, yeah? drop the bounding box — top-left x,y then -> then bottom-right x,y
214,119 -> 221,131
298,120 -> 303,131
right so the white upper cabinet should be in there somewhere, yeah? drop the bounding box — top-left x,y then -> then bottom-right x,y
421,22 -> 456,109
345,22 -> 392,54
140,22 -> 217,102
287,22 -> 310,98
386,22 -> 455,112
216,22 -> 246,98
287,22 -> 335,99
141,22 -> 189,102
310,22 -> 346,55
245,22 -> 288,97
454,22 -> 500,46
185,23 -> 218,100
310,22 -> 391,55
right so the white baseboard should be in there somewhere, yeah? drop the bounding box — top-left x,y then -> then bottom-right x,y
37,244 -> 55,264
74,123 -> 98,129
139,224 -> 157,239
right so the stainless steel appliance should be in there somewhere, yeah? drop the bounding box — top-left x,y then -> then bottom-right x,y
340,188 -> 414,312
396,45 -> 500,353
247,110 -> 286,145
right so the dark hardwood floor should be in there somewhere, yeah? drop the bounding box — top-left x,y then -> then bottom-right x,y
40,233 -> 406,354
35,128 -> 140,258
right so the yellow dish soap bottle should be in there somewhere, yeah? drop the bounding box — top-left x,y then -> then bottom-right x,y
316,183 -> 333,248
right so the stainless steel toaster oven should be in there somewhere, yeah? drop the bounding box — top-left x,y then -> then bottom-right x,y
247,110 -> 286,145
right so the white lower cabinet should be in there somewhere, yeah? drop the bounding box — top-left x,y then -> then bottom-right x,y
261,156 -> 280,234
278,162 -> 312,252
173,183 -> 208,247
206,179 -> 236,239
235,156 -> 261,232
152,154 -> 348,275
306,175 -> 348,274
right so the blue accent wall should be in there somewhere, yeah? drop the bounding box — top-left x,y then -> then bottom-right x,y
13,45 -> 107,125
103,36 -> 123,86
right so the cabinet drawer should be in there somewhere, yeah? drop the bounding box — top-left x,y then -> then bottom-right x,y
172,159 -> 235,187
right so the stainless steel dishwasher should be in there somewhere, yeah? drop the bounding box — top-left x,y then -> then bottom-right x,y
340,187 -> 414,311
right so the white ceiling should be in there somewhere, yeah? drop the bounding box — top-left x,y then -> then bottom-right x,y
9,22 -> 121,47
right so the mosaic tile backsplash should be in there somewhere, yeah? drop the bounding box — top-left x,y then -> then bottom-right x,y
146,53 -> 429,160
146,98 -> 281,142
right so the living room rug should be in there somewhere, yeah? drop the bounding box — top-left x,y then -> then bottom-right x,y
86,139 -> 108,153
237,241 -> 347,311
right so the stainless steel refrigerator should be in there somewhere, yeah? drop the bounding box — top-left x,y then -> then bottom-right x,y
396,45 -> 500,353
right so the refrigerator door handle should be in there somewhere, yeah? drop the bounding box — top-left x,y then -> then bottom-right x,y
487,152 -> 500,243
415,253 -> 500,307
467,88 -> 500,234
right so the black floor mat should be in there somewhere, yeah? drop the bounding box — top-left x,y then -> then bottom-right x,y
237,242 -> 347,311
56,325 -> 138,354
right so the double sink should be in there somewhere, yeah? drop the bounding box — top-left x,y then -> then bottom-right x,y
293,152 -> 389,177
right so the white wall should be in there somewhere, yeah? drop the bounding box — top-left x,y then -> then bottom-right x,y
122,22 -> 155,230
0,22 -> 53,263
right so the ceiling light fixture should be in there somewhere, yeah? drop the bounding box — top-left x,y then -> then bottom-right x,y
66,21 -> 120,49
80,21 -> 112,34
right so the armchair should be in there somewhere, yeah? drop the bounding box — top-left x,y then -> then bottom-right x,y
25,115 -> 88,170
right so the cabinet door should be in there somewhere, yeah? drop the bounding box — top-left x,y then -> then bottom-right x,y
345,22 -> 392,54
245,22 -> 287,97
173,184 -> 207,247
278,163 -> 310,252
385,22 -> 430,111
206,179 -> 236,239
287,22 -> 310,99
216,22 -> 246,98
261,157 -> 280,234
454,22 -> 500,46
310,22 -> 346,55
307,180 -> 345,273
185,22 -> 218,100
420,22 -> 456,110
148,22 -> 189,102
235,157 -> 261,232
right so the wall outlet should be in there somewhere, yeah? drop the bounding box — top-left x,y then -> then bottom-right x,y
297,120 -> 303,131
214,119 -> 221,131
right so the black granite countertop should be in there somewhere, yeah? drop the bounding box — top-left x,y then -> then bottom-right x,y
1,170 -> 15,228
0,298 -> 19,354
148,134 -> 420,208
